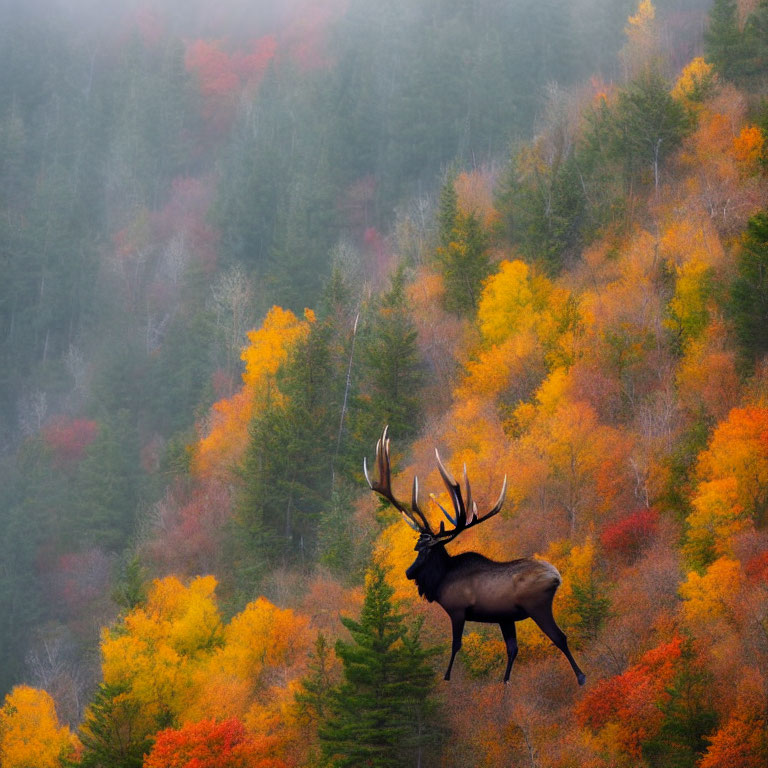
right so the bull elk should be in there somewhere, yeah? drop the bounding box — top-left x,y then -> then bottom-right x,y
364,427 -> 586,685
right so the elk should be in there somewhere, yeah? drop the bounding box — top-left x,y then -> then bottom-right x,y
364,427 -> 586,685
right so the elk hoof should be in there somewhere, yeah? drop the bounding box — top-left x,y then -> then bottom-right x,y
577,673 -> 586,686
443,674 -> 451,681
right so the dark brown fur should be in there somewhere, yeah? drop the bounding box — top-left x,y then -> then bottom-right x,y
407,539 -> 585,684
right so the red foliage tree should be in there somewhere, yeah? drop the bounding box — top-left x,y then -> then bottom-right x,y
577,636 -> 683,756
600,508 -> 659,560
144,718 -> 287,768
42,417 -> 99,469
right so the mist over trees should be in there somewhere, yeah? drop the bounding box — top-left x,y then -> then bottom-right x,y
3,0 -> 768,765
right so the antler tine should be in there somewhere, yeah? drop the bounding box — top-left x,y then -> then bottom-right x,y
410,475 -> 434,533
433,460 -> 507,544
435,449 -> 466,527
461,474 -> 507,530
430,493 -> 458,526
364,426 -> 432,534
463,464 -> 474,524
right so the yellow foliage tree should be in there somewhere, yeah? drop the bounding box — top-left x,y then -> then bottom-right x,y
0,686 -> 78,768
193,306 -> 312,476
686,407 -> 768,563
672,57 -> 716,104
100,575 -> 222,729
622,0 -> 659,76
680,556 -> 742,626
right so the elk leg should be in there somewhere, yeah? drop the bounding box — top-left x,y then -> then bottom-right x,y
530,608 -> 586,686
444,613 -> 465,681
499,620 -> 518,683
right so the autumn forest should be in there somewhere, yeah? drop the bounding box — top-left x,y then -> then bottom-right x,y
1,0 -> 768,766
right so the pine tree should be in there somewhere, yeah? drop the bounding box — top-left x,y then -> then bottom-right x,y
612,68 -> 689,191
641,639 -> 717,768
704,0 -> 749,82
236,320 -> 341,571
729,211 -> 768,369
318,565 -> 439,768
357,266 -> 424,442
77,682 -> 154,768
296,633 -> 336,726
436,211 -> 491,316
436,173 -> 458,250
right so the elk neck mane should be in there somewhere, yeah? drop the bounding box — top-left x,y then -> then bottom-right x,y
413,545 -> 497,603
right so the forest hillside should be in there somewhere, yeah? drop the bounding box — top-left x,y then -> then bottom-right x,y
2,0 -> 768,766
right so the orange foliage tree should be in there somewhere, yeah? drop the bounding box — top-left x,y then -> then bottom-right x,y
193,306 -> 312,477
685,406 -> 768,564
0,686 -> 79,768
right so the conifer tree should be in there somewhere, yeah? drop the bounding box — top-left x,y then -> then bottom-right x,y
318,565 -> 439,768
436,211 -> 491,316
612,68 -> 688,191
730,211 -> 768,368
358,265 -> 423,442
78,682 -> 153,768
704,0 -> 749,82
437,173 -> 458,250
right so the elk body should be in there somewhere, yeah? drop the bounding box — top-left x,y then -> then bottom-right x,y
365,428 -> 586,685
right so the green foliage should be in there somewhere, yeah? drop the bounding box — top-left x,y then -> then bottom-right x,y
705,0 -> 768,86
642,639 -> 718,768
704,0 -> 747,81
498,149 -> 587,274
77,682 -> 154,768
296,633 -> 336,726
73,410 -> 142,553
317,482 -> 371,581
611,68 -> 689,191
318,565 -> 440,768
570,560 -> 612,646
111,556 -> 149,613
236,320 -> 342,573
729,211 -> 768,369
437,174 -> 459,250
436,211 -> 492,316
355,266 -> 424,443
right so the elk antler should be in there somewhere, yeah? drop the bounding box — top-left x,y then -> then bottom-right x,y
431,450 -> 507,545
365,428 -> 507,544
364,426 -> 433,534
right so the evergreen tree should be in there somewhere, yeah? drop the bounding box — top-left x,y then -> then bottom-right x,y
436,211 -> 491,316
296,633 -> 336,726
729,211 -> 768,369
612,68 -> 689,191
436,174 -> 458,250
356,266 -> 424,444
77,682 -> 154,768
111,555 -> 149,613
704,0 -> 750,82
642,639 -> 718,768
319,565 -> 439,768
742,0 -> 768,85
237,321 -> 342,572
73,410 -> 141,553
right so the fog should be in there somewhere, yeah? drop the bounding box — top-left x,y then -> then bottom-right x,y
0,0 -> 716,726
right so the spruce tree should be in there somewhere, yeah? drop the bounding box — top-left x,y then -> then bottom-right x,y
436,211 -> 491,316
77,682 -> 153,768
729,211 -> 768,369
319,565 -> 439,768
704,0 -> 749,82
358,265 -> 424,442
612,68 -> 688,192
